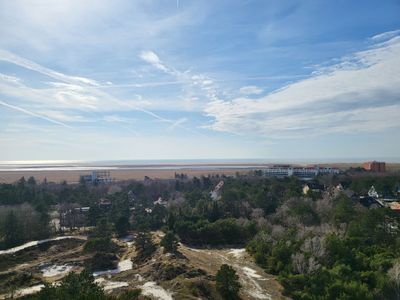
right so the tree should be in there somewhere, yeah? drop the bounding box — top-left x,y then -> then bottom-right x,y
34,270 -> 108,300
388,261 -> 400,300
135,232 -> 156,261
216,264 -> 241,299
167,212 -> 176,231
27,176 -> 37,186
115,215 -> 130,237
3,211 -> 23,248
334,194 -> 355,225
160,231 -> 179,253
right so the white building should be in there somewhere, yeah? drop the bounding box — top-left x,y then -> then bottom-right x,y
264,165 -> 340,179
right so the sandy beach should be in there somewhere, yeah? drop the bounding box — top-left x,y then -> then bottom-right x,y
0,163 -> 398,184
0,168 -> 251,184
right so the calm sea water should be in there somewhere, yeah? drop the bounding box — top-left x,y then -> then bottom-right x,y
0,159 -> 272,171
0,158 -> 397,171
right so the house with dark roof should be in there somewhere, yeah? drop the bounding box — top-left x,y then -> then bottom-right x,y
358,196 -> 383,209
303,183 -> 324,195
98,198 -> 112,211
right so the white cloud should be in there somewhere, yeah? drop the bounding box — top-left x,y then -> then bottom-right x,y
41,111 -> 91,123
371,29 -> 400,42
239,85 -> 263,95
0,73 -> 20,83
204,33 -> 400,138
139,51 -> 169,72
139,50 -> 221,109
0,50 -> 183,127
103,115 -> 136,124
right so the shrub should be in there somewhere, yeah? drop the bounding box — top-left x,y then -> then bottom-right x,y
216,264 -> 241,299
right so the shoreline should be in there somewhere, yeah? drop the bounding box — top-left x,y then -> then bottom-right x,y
0,168 -> 250,184
0,163 -> 398,184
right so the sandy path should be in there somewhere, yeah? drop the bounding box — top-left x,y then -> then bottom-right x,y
180,245 -> 288,300
0,236 -> 87,255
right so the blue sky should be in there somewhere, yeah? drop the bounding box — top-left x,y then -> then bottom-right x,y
0,0 -> 399,162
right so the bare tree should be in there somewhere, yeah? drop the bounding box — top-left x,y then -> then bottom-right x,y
388,261 -> 400,299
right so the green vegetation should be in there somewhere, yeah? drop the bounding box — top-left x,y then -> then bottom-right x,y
84,237 -> 119,253
1,172 -> 400,298
29,270 -> 141,300
246,199 -> 400,299
160,231 -> 179,253
134,232 -> 156,261
33,270 -> 108,300
215,264 -> 241,299
175,217 -> 251,245
0,204 -> 50,249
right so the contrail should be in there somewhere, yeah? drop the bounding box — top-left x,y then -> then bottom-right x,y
0,100 -> 72,128
0,49 -> 179,126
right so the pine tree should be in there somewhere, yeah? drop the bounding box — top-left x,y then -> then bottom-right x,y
3,211 -> 23,248
160,231 -> 179,253
216,264 -> 241,299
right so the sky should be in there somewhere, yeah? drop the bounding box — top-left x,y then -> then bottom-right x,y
0,0 -> 399,162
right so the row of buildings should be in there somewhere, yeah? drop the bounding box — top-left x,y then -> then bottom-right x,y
263,165 -> 340,179
80,171 -> 114,184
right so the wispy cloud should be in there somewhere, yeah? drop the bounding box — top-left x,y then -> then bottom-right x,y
239,85 -> 263,95
0,49 -> 189,130
204,32 -> 400,138
139,51 -> 170,73
139,50 -> 221,108
103,115 -> 136,124
371,29 -> 400,41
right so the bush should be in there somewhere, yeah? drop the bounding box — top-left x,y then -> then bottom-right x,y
160,231 -> 179,253
135,232 -> 156,261
216,264 -> 241,299
33,270 -> 109,300
175,218 -> 247,245
85,252 -> 118,272
84,237 -> 119,253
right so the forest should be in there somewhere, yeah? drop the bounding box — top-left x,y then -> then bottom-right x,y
0,171 -> 400,299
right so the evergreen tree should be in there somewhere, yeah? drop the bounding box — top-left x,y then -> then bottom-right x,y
135,232 -> 156,261
160,231 -> 179,253
34,270 -> 108,300
3,211 -> 23,248
216,264 -> 241,299
115,215 -> 130,237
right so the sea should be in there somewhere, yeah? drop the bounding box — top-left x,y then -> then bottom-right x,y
0,158 -> 397,172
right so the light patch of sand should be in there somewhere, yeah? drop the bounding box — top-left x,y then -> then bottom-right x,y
117,235 -> 134,247
11,285 -> 45,298
41,264 -> 73,278
95,278 -> 129,291
140,282 -> 173,300
134,274 -> 144,282
188,248 -> 202,252
243,266 -> 262,279
0,236 -> 86,255
241,267 -> 271,299
93,259 -> 133,277
248,289 -> 272,300
118,259 -> 133,271
228,248 -> 246,258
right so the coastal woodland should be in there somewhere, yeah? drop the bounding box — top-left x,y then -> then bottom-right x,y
0,171 -> 400,299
